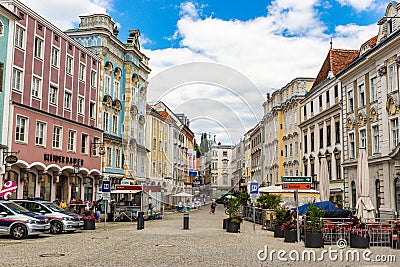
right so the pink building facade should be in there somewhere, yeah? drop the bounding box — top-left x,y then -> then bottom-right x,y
1,0 -> 102,202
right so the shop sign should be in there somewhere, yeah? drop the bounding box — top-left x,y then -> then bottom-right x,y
4,155 -> 18,164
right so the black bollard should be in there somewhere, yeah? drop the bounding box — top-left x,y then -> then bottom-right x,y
137,211 -> 145,230
183,213 -> 189,230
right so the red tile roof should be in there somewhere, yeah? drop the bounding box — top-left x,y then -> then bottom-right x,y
312,49 -> 359,89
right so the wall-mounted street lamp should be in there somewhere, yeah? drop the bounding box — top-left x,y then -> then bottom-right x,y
91,141 -> 105,157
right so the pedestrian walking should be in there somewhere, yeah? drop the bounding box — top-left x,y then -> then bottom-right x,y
209,201 -> 217,214
95,200 -> 102,222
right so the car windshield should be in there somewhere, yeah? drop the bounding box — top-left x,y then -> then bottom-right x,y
3,202 -> 30,214
42,202 -> 65,212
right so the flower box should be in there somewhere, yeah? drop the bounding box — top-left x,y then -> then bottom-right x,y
350,233 -> 369,248
83,219 -> 96,230
274,225 -> 284,238
284,230 -> 297,243
304,231 -> 324,248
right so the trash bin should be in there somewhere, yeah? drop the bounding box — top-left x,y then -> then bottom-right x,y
137,211 -> 144,230
183,213 -> 189,230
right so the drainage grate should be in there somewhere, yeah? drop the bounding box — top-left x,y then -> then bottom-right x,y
91,237 -> 109,240
39,253 -> 65,257
156,244 -> 175,247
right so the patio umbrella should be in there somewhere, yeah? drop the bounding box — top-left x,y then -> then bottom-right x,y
224,195 -> 236,199
319,156 -> 330,201
356,148 -> 375,219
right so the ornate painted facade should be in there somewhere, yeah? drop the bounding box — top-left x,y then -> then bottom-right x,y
66,14 -> 151,189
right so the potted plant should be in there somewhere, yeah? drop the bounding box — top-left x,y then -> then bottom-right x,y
273,206 -> 288,238
282,210 -> 297,243
82,209 -> 96,230
226,198 -> 242,233
304,203 -> 325,248
348,216 -> 370,248
257,194 -> 281,210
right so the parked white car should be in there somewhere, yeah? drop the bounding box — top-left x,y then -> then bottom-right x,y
0,199 -> 50,239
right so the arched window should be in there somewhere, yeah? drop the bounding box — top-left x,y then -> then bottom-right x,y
23,172 -> 36,199
40,173 -> 52,201
395,178 -> 400,214
351,181 -> 356,210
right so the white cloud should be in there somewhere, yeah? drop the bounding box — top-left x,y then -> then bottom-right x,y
146,0 -> 378,144
19,0 -> 110,30
336,0 -> 374,12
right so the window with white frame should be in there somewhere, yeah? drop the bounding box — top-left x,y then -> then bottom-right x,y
360,129 -> 366,148
391,118 -> 399,148
389,64 -> 397,92
32,77 -> 41,99
370,76 -> 377,102
64,91 -> 72,110
12,68 -> 22,91
16,115 -> 27,143
115,148 -> 121,168
104,75 -> 111,95
52,125 -> 62,149
90,70 -> 97,87
106,147 -> 112,167
358,84 -> 365,107
35,121 -> 46,146
79,63 -> 86,81
112,114 -> 118,134
34,37 -> 43,59
349,132 -> 355,158
51,47 -> 59,67
89,102 -> 96,119
66,56 -> 73,75
81,133 -> 88,154
103,112 -> 109,132
49,85 -> 58,105
67,130 -> 76,152
77,96 -> 84,115
372,125 -> 379,153
92,137 -> 100,156
15,26 -> 24,49
348,89 -> 354,112
114,80 -> 120,99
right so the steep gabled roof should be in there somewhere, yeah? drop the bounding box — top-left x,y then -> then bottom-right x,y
311,49 -> 359,89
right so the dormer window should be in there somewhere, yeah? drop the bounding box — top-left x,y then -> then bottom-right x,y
388,19 -> 393,34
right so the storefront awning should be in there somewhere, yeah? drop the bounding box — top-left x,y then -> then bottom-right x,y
111,190 -> 141,194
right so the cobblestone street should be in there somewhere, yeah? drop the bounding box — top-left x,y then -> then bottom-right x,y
0,206 -> 399,267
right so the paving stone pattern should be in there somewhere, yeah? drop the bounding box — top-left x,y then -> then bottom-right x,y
0,206 -> 399,266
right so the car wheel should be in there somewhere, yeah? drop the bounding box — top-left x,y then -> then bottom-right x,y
11,224 -> 28,239
50,221 -> 63,234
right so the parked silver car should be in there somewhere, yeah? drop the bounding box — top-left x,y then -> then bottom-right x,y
0,200 -> 50,239
13,199 -> 84,234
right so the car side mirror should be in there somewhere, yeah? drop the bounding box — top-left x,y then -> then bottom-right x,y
0,211 -> 8,217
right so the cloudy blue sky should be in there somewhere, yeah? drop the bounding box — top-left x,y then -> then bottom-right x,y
20,0 -> 388,144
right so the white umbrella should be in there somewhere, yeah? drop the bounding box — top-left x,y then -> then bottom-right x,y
356,149 -> 375,219
319,156 -> 330,201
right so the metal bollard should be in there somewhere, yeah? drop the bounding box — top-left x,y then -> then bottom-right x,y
137,211 -> 145,230
183,213 -> 189,230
